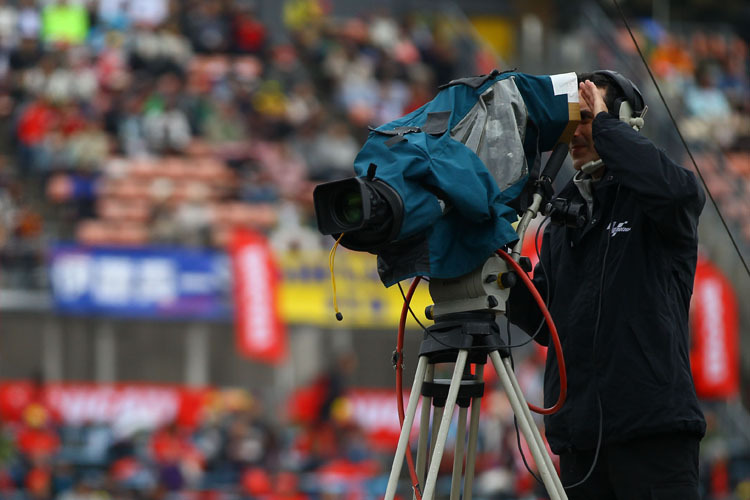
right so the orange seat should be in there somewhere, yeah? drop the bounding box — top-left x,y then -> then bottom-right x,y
726,152 -> 750,177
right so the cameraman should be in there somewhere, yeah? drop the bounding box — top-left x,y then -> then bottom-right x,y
508,71 -> 706,499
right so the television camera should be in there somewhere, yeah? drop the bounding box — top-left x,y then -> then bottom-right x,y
313,70 -> 582,500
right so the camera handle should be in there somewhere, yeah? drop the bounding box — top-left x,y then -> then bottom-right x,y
512,142 -> 569,261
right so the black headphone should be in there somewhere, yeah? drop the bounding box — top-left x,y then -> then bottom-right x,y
593,70 -> 647,130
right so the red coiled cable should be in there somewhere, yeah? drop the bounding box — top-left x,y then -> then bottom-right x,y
496,248 -> 567,415
394,249 -> 567,495
395,276 -> 423,500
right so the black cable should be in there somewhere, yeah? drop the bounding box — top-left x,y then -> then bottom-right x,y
609,0 -> 750,279
514,223 -> 547,484
513,414 -> 544,485
564,185 -> 620,489
506,217 -> 552,486
397,281 -> 429,332
397,281 -> 482,352
507,324 -> 544,485
400,235 -> 551,352
396,281 -> 463,353
504,216 -> 552,350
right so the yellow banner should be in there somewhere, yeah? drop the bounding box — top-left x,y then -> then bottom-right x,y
277,249 -> 432,329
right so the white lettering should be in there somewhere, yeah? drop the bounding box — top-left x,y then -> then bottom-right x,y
699,279 -> 728,384
48,386 -> 179,429
92,257 -> 133,305
239,246 -> 274,351
51,254 -> 92,300
606,221 -> 632,236
136,258 -> 177,303
180,272 -> 215,294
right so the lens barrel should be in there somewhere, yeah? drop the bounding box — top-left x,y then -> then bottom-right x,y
332,190 -> 364,227
313,176 -> 404,251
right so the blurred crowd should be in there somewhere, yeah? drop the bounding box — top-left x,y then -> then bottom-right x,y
0,361 -> 745,500
0,355 -> 568,500
0,0 -> 486,288
613,22 -> 750,240
0,1 -> 747,289
0,1 -> 746,498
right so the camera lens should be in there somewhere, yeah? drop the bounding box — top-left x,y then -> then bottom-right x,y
333,190 -> 363,226
313,176 -> 403,251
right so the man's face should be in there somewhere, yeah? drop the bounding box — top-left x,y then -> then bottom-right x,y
570,85 -> 608,170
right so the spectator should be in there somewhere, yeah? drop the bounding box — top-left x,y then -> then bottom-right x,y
203,96 -> 248,146
116,93 -> 147,156
128,0 -> 169,28
0,0 -> 18,53
683,62 -> 737,147
183,2 -> 231,54
172,182 -> 212,247
17,0 -> 40,42
16,96 -> 55,175
57,479 -> 109,500
301,121 -> 359,181
142,99 -> 192,153
686,62 -> 733,119
8,35 -> 42,74
66,117 -> 110,171
231,3 -> 267,55
97,0 -> 131,30
142,74 -> 193,154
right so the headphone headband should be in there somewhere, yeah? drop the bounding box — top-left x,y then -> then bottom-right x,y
592,70 -> 646,130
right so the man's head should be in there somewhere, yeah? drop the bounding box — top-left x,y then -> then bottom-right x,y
570,73 -> 611,170
577,72 -> 622,114
570,71 -> 644,171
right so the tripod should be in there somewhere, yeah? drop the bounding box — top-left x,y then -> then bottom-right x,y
384,259 -> 568,500
382,144 -> 572,499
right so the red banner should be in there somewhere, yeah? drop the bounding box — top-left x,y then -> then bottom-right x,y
288,388 -> 500,451
690,257 -> 739,399
230,229 -> 287,363
0,382 -> 212,430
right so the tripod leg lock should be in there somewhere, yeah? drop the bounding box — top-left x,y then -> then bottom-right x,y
391,349 -> 401,369
422,379 -> 485,408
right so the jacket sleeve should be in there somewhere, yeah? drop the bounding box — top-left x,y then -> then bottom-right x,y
592,113 -> 706,237
507,225 -> 552,346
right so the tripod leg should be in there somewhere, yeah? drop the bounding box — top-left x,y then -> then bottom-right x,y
463,364 -> 483,500
502,356 -> 567,500
429,405 -> 444,461
450,405 -> 468,500
422,349 -> 468,500
415,364 -> 435,497
489,351 -> 566,500
385,355 -> 429,500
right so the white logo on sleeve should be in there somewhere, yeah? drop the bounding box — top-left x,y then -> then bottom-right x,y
606,221 -> 632,236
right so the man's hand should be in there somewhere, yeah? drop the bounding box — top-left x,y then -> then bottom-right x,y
579,80 -> 608,117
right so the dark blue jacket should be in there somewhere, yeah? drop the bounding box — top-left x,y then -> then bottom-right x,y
508,112 -> 706,454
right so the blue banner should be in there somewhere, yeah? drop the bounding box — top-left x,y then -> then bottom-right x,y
49,246 -> 231,319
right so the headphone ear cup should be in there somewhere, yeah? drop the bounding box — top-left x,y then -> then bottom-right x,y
611,97 -> 624,117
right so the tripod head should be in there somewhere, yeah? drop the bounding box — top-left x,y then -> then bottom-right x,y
425,254 -> 513,319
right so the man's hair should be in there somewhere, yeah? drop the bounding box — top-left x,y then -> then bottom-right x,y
577,72 -> 622,114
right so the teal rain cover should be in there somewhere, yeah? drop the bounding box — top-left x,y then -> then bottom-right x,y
352,71 -> 580,286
